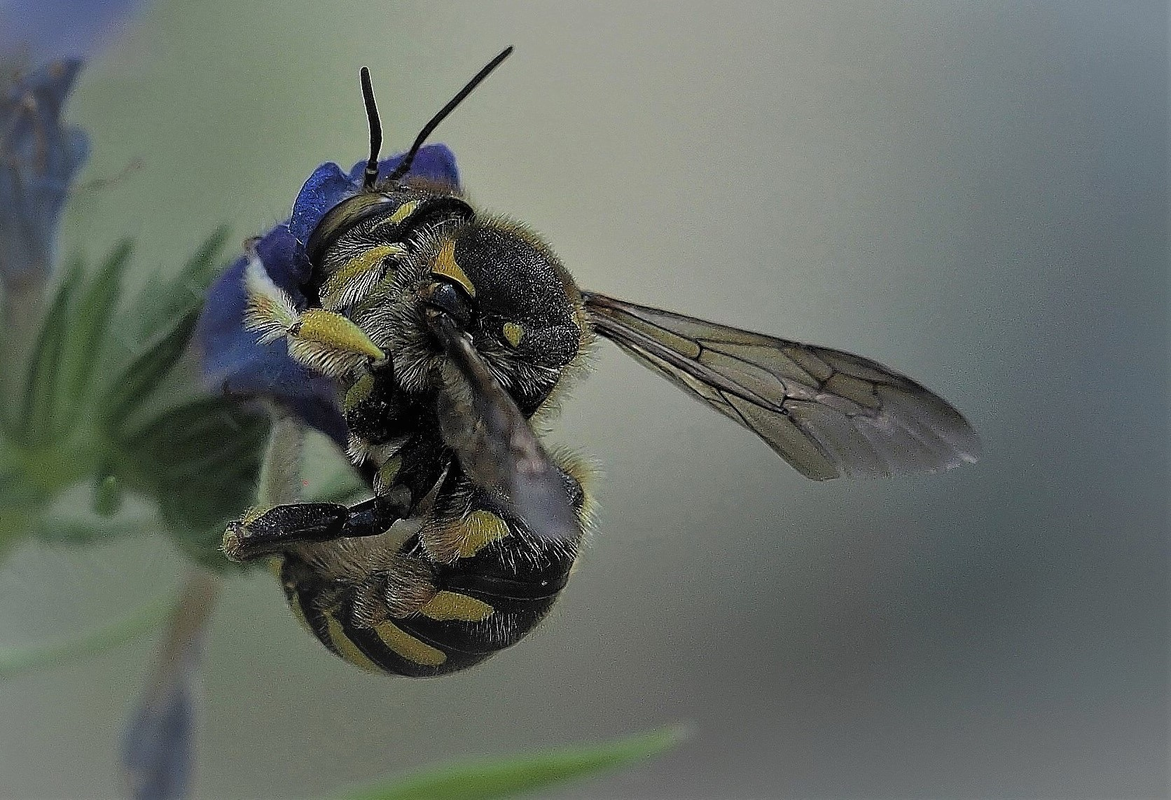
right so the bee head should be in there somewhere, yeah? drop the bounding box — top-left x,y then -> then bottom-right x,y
425,221 -> 583,373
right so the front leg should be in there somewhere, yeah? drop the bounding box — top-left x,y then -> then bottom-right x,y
223,496 -> 399,562
240,246 -> 385,379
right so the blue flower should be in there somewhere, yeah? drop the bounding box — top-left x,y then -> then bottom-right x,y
0,59 -> 89,288
0,0 -> 147,62
196,144 -> 460,447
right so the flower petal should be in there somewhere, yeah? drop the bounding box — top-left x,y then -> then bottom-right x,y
0,59 -> 89,287
345,142 -> 460,188
194,223 -> 347,446
287,161 -> 354,248
0,0 -> 146,62
196,144 -> 460,446
289,143 -> 461,246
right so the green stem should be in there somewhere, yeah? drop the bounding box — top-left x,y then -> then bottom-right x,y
0,592 -> 174,679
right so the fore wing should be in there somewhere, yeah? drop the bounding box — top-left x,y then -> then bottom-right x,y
582,292 -> 980,480
427,311 -> 580,542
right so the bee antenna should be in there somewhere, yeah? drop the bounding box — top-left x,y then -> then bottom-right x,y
360,66 -> 383,191
385,46 -> 514,185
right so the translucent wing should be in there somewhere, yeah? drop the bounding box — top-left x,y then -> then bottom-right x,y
428,311 -> 579,542
582,292 -> 980,481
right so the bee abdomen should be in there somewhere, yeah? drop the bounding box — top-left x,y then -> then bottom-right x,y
394,533 -> 579,661
285,543 -> 577,678
278,464 -> 590,678
278,557 -> 488,678
378,490 -> 584,675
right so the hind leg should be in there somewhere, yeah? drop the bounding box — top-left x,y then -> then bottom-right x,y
222,496 -> 401,562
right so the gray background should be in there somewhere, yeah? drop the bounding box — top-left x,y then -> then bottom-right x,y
0,2 -> 1166,798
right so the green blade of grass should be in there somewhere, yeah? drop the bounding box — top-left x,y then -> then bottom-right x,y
0,594 -> 175,679
338,724 -> 689,800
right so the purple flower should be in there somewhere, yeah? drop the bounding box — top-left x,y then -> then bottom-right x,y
0,58 -> 88,287
0,1 -> 150,289
0,1 -> 147,63
195,144 -> 460,447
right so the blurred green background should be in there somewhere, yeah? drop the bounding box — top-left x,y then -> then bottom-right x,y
1,2 -> 1166,797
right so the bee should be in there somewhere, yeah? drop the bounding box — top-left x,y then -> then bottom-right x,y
220,47 -> 979,678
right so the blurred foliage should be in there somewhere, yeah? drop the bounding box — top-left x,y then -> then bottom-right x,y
0,230 -> 270,568
339,725 -> 689,800
0,37 -> 684,800
0,592 -> 173,678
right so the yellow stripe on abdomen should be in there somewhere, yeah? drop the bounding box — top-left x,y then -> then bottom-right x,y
373,620 -> 448,667
456,510 -> 510,558
324,615 -> 384,673
419,591 -> 494,622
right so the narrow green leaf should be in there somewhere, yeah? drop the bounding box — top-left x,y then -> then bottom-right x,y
0,278 -> 49,433
18,258 -> 83,444
0,594 -> 175,679
338,725 -> 689,800
133,227 -> 230,340
59,240 -> 134,413
99,308 -> 198,429
176,226 -> 232,295
94,229 -> 230,431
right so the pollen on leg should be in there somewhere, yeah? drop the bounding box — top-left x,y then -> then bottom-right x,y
242,251 -> 299,344
296,309 -> 383,359
286,309 -> 385,378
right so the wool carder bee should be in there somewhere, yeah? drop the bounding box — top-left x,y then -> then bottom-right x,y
213,48 -> 979,677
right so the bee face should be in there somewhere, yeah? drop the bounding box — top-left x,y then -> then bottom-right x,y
307,187 -> 586,411
441,223 -> 582,372
218,48 -> 979,679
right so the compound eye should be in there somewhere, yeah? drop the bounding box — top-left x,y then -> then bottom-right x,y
427,280 -> 473,328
